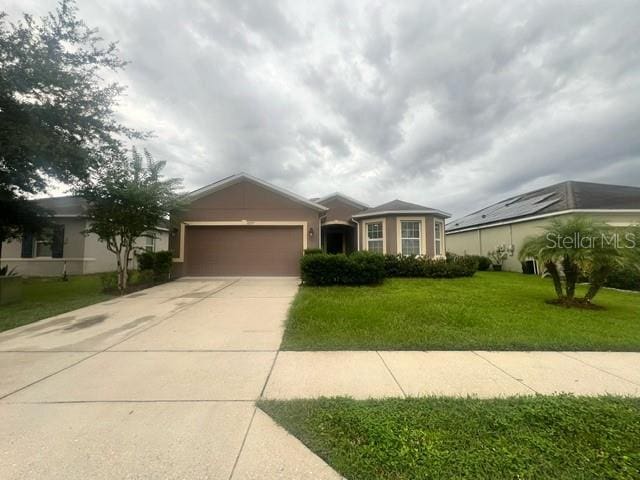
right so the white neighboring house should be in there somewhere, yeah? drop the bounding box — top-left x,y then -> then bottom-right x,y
446,181 -> 640,272
0,196 -> 169,277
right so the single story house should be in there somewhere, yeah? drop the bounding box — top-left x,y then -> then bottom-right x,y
170,173 -> 450,276
1,196 -> 169,277
446,181 -> 640,272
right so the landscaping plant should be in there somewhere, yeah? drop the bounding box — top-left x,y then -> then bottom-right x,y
77,149 -> 182,294
300,251 -> 385,286
487,244 -> 511,270
519,217 -> 635,306
136,250 -> 173,282
0,0 -> 141,258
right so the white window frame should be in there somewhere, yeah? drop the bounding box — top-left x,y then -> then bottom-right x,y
144,234 -> 155,252
434,219 -> 445,257
363,218 -> 386,254
396,217 -> 426,256
34,237 -> 53,258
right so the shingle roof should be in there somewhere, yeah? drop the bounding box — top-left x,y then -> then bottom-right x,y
447,180 -> 640,232
352,199 -> 451,219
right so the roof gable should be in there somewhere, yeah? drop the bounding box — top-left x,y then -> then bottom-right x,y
186,173 -> 328,212
315,192 -> 368,209
353,199 -> 451,219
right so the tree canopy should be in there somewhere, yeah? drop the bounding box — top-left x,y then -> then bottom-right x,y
77,148 -> 182,293
0,0 -> 141,244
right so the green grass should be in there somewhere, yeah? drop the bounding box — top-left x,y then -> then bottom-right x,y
260,396 -> 640,480
0,275 -> 114,332
282,272 -> 640,351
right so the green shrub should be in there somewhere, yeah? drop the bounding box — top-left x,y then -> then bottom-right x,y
605,265 -> 640,291
303,248 -> 323,255
300,252 -> 385,286
466,255 -> 492,271
100,272 -> 118,292
136,250 -> 173,282
384,254 -> 477,278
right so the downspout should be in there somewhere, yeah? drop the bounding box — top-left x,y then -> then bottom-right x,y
319,213 -> 327,252
351,218 -> 360,251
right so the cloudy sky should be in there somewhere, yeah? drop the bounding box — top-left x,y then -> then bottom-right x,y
6,0 -> 640,218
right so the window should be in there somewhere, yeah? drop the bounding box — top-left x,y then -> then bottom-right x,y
35,237 -> 52,257
144,235 -> 155,252
400,220 -> 421,256
434,221 -> 444,256
366,222 -> 384,253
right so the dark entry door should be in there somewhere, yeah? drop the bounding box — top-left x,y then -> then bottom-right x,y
326,232 -> 344,254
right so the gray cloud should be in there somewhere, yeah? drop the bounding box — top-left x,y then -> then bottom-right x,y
5,0 -> 640,217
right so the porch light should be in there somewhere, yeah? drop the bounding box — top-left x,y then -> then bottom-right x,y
309,227 -> 314,238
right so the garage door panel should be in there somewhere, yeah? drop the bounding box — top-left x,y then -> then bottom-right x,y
185,226 -> 302,276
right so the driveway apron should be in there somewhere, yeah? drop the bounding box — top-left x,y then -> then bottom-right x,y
0,277 -> 340,480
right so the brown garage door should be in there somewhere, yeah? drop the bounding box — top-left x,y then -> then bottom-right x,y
184,226 -> 303,276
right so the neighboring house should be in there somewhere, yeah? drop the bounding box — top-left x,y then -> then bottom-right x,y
170,173 -> 450,276
446,181 -> 640,272
1,196 -> 169,277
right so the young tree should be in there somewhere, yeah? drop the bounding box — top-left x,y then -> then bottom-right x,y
519,216 -> 626,305
0,0 -> 142,250
77,148 -> 182,293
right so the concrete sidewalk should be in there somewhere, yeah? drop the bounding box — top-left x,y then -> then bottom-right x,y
263,351 -> 640,399
0,277 -> 341,480
2,277 -> 639,480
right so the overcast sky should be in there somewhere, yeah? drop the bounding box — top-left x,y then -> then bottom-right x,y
6,0 -> 640,218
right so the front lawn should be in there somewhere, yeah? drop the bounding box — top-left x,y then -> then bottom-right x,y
260,396 -> 640,480
282,272 -> 640,351
0,275 -> 114,333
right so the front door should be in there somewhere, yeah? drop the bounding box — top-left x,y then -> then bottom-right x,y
326,232 -> 344,254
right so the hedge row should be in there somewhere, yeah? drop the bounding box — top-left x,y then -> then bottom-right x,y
300,251 -> 385,286
605,265 -> 640,291
385,254 -> 478,278
300,252 -> 478,286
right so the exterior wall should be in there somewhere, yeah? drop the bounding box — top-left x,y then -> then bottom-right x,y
320,197 -> 365,224
84,230 -> 170,274
0,218 -> 88,277
446,212 -> 640,272
170,179 -> 322,276
357,214 -> 446,257
1,220 -> 171,277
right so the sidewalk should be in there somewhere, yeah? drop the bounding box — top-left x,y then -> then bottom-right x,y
263,351 -> 640,399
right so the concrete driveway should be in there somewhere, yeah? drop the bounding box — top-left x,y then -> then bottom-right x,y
0,277 -> 340,480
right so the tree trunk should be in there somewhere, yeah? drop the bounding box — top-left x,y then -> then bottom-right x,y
116,249 -> 125,294
121,244 -> 131,293
584,283 -> 601,302
545,261 -> 564,299
584,264 -> 612,303
562,255 -> 579,300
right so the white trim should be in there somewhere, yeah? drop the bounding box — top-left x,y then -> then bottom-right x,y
396,217 -> 427,256
322,220 -> 353,227
172,220 -> 308,263
446,209 -> 640,235
362,218 -> 386,254
315,192 -> 369,209
434,219 -> 445,258
353,209 -> 451,219
607,222 -> 635,227
186,172 -> 328,212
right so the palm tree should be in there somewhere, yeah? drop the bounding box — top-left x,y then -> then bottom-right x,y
519,216 -> 622,305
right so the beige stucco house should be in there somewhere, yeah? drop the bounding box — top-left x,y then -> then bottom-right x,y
446,181 -> 640,272
170,173 -> 450,276
1,196 -> 169,277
